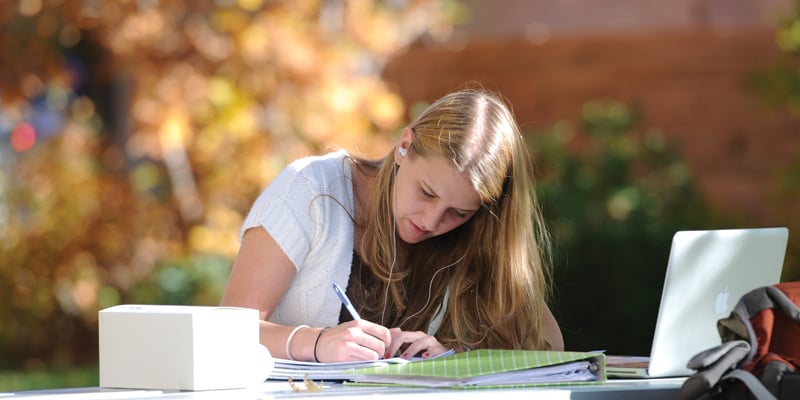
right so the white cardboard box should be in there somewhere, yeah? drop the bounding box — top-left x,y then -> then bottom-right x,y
99,304 -> 272,391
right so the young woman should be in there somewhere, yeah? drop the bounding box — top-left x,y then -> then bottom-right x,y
220,86 -> 563,363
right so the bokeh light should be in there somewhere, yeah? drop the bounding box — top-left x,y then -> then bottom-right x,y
0,0 -> 458,373
10,123 -> 36,152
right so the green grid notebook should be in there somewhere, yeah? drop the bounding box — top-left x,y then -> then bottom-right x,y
347,349 -> 606,389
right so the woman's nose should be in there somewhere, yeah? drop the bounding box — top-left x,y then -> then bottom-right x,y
420,207 -> 445,232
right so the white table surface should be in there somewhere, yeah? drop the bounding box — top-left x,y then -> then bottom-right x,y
2,377 -> 686,400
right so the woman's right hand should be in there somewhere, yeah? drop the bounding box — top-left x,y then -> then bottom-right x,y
313,319 -> 392,362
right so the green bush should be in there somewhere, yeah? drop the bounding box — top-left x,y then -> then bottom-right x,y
0,367 -> 98,392
746,0 -> 800,282
124,254 -> 231,307
530,101 -> 731,354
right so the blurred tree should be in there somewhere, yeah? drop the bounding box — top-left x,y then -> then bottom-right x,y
747,0 -> 800,282
530,101 -> 730,355
0,0 -> 463,371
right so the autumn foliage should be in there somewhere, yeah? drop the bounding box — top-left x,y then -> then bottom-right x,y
0,0 -> 460,369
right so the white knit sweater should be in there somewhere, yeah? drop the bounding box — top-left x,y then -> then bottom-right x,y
240,150 -> 355,328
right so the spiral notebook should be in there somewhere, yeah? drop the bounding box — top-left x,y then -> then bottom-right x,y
346,349 -> 605,389
269,349 -> 456,381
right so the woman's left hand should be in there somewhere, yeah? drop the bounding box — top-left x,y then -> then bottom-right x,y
387,328 -> 450,359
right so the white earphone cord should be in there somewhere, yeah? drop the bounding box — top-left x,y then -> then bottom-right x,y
399,253 -> 465,327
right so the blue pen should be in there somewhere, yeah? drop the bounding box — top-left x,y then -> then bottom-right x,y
333,282 -> 362,320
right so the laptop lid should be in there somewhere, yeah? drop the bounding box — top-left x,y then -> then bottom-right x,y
608,227 -> 788,378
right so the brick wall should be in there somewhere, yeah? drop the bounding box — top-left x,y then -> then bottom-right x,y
383,29 -> 800,224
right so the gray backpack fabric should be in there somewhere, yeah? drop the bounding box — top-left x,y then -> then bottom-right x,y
680,283 -> 800,400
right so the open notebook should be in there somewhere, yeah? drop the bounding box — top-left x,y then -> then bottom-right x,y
269,349 -> 456,381
606,227 -> 788,378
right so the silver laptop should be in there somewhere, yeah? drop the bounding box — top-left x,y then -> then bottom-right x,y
606,227 -> 788,379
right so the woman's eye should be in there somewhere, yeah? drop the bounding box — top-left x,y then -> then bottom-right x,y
421,188 -> 434,198
452,210 -> 467,218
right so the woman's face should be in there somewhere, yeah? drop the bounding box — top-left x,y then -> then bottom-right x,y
393,152 -> 482,244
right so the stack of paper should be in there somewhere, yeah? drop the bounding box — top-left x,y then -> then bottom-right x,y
270,358 -> 406,381
270,349 -> 457,381
347,349 -> 605,389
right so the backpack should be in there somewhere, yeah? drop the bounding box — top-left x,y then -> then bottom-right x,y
680,282 -> 800,400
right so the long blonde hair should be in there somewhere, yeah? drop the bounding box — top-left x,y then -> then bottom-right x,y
357,86 -> 553,350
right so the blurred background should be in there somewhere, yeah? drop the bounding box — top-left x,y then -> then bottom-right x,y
2,0 -> 799,391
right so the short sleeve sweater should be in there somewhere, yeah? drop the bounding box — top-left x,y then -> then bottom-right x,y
240,150 -> 354,328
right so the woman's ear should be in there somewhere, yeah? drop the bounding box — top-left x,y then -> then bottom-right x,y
400,126 -> 414,144
399,126 -> 414,145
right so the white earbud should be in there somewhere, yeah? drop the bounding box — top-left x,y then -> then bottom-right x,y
398,147 -> 407,157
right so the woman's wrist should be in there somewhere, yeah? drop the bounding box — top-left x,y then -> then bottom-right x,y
314,327 -> 330,362
289,327 -> 326,362
285,325 -> 309,361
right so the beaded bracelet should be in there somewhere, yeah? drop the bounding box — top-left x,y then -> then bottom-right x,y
313,327 -> 329,363
285,324 -> 309,361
